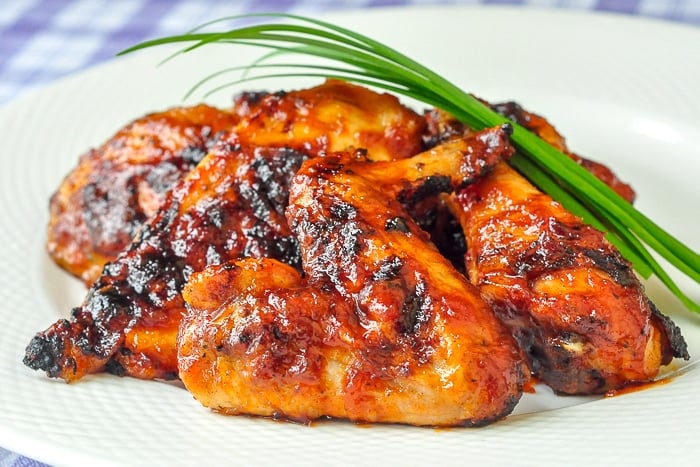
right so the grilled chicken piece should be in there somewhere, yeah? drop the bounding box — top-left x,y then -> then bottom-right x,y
26,141 -> 305,381
446,161 -> 688,394
47,105 -> 240,284
179,127 -> 525,426
425,102 -> 687,393
25,81 -> 426,382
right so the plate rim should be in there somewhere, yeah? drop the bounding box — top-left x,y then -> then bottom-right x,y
1,5 -> 699,466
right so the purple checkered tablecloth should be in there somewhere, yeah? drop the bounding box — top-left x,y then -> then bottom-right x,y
1,0 -> 697,465
1,0 -> 699,108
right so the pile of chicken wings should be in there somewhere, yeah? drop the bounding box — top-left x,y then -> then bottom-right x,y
24,80 -> 688,427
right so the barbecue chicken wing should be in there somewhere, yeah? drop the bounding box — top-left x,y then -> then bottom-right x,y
423,105 -> 686,393
25,80 -> 427,382
26,140 -> 305,381
178,127 -> 526,426
447,161 -> 688,394
47,105 -> 240,284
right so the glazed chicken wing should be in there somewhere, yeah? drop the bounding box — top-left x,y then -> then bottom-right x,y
446,161 -> 688,394
47,105 -> 240,284
26,140 -> 305,381
178,127 -> 525,426
423,105 -> 686,394
25,80 -> 427,382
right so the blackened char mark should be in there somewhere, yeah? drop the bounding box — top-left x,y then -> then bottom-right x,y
513,218 -> 639,287
421,108 -> 467,148
238,147 -> 307,269
491,102 -> 530,127
397,175 -> 452,205
372,256 -> 404,281
385,216 -> 410,234
649,301 -> 690,360
398,281 -> 429,335
178,145 -> 209,165
329,201 -> 357,221
514,232 -> 577,280
231,90 -> 271,117
582,249 -> 637,287
250,147 -> 305,216
293,196 -> 366,289
23,320 -> 73,377
82,176 -> 146,257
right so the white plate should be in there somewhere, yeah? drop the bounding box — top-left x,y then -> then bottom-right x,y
1,5 -> 699,466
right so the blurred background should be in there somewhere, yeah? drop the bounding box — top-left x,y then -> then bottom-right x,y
1,0 -> 698,106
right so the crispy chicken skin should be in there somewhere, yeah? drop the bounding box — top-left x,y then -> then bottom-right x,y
25,80 -> 427,382
47,105 -> 239,284
178,127 -> 525,426
447,161 -> 688,394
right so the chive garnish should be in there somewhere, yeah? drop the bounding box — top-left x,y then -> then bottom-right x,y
119,13 -> 699,312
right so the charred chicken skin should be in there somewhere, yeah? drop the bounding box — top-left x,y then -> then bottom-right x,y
178,127 -> 525,426
47,105 -> 240,284
447,161 -> 688,394
25,80 -> 427,382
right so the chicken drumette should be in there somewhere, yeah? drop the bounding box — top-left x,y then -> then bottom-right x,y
446,160 -> 687,394
178,126 -> 526,426
422,103 -> 689,393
